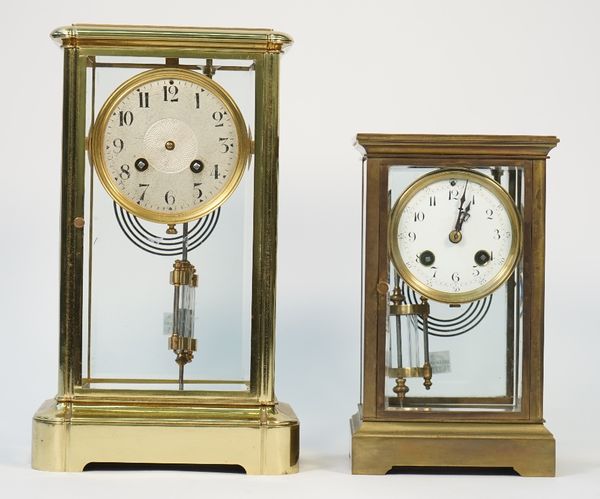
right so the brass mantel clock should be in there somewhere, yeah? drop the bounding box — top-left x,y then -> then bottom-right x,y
351,134 -> 558,476
32,24 -> 298,474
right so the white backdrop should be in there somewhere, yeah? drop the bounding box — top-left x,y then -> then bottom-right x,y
2,1 -> 599,497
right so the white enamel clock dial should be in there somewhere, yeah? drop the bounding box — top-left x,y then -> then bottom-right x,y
90,68 -> 250,224
389,170 -> 522,304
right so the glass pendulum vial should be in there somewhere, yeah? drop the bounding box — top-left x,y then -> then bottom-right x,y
389,273 -> 432,405
168,258 -> 198,390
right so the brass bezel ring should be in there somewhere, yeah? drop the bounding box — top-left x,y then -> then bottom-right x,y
89,68 -> 251,224
389,169 -> 523,304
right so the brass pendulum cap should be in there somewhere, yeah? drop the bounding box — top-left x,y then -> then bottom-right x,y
423,362 -> 432,390
393,377 -> 409,400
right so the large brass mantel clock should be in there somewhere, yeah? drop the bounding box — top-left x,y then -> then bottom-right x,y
32,24 -> 298,474
351,134 -> 558,476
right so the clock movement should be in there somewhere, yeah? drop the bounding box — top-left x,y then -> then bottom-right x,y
351,134 -> 558,476
32,24 -> 298,474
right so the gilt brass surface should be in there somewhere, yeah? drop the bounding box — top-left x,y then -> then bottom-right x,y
170,260 -> 198,287
52,24 -> 293,54
389,303 -> 429,316
168,336 -> 197,352
353,134 -> 558,475
351,411 -> 554,476
387,367 -> 425,378
33,399 -> 299,474
33,24 -> 297,474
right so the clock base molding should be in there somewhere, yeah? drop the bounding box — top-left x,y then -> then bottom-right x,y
32,398 -> 299,474
350,411 -> 555,476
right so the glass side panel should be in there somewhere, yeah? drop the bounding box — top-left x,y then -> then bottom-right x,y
359,157 -> 367,406
384,165 -> 524,412
81,55 -> 255,391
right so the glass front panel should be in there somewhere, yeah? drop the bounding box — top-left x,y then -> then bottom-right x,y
81,56 -> 256,392
383,165 -> 524,412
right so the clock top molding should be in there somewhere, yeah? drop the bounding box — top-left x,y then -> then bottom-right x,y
51,24 -> 293,54
355,134 -> 559,159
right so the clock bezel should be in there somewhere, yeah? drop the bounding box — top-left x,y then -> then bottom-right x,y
389,168 -> 523,304
89,67 -> 251,224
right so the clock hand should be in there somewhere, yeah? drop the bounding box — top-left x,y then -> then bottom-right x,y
456,201 -> 472,232
449,181 -> 470,243
454,180 -> 469,231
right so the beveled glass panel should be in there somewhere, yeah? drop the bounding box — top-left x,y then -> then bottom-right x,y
81,56 -> 256,391
383,165 -> 524,412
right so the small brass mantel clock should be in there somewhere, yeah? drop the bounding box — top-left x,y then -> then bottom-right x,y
32,24 -> 298,474
351,134 -> 558,476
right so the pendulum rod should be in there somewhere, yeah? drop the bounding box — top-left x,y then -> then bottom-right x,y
421,297 -> 432,390
182,222 -> 189,261
394,273 -> 403,370
178,363 -> 185,391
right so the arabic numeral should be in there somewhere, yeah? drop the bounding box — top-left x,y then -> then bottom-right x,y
486,208 -> 494,220
452,272 -> 460,282
137,91 -> 149,108
119,111 -> 133,126
429,195 -> 437,206
164,190 -> 175,205
138,183 -> 150,202
112,138 -> 124,153
119,164 -> 130,180
212,111 -> 225,127
413,211 -> 425,222
219,137 -> 231,153
194,182 -> 203,200
163,82 -> 179,102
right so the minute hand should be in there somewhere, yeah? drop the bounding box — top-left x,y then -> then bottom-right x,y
453,180 -> 469,231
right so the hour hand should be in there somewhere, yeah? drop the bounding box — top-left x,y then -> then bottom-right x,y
456,201 -> 472,231
449,200 -> 471,244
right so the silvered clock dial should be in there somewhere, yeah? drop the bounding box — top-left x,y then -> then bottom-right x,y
89,68 -> 250,224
